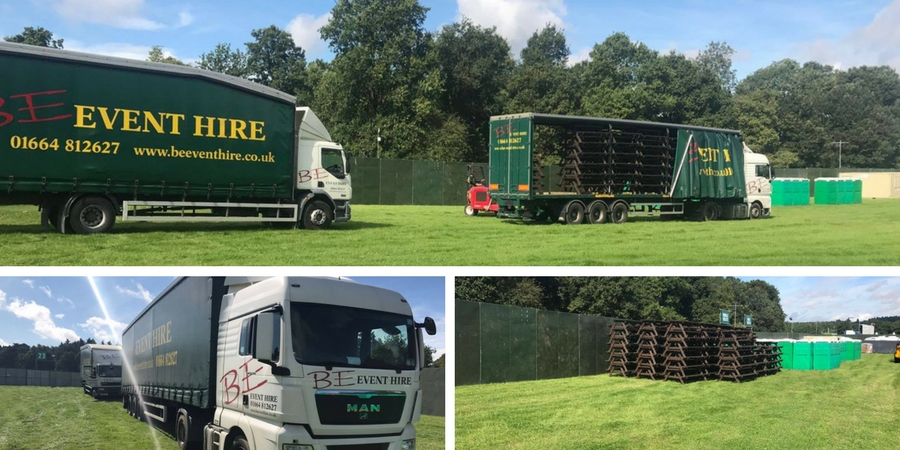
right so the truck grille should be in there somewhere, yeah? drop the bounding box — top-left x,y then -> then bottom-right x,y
315,391 -> 406,425
326,445 -> 389,450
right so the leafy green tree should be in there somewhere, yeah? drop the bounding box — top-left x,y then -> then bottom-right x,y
246,26 -> 307,99
317,0 -> 434,159
147,45 -> 188,66
198,43 -> 248,78
4,26 -> 63,48
696,41 -> 737,92
432,19 -> 513,161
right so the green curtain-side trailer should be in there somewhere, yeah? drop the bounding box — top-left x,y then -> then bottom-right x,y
0,42 -> 313,233
488,113 -> 771,224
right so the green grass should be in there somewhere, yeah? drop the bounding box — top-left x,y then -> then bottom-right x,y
416,415 -> 446,450
0,387 -> 444,450
456,354 -> 900,449
0,387 -> 177,450
1,199 -> 899,265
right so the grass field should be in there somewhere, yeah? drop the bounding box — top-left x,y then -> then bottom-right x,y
0,199 -> 899,265
456,354 -> 900,449
0,387 -> 444,450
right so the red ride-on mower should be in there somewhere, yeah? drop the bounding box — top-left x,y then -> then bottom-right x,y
465,165 -> 498,216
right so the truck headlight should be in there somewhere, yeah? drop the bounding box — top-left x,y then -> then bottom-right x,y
401,438 -> 416,450
283,445 -> 313,450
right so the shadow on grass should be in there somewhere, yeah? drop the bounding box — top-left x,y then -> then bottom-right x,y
0,220 -> 392,235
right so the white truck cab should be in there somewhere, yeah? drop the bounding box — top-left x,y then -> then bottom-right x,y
743,144 -> 773,218
296,108 -> 352,229
205,277 -> 435,450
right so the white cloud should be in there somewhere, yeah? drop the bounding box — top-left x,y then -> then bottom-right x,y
0,338 -> 8,346
39,286 -> 52,298
798,0 -> 900,72
22,280 -> 34,288
457,0 -> 566,54
568,46 -> 591,66
116,282 -> 153,303
79,317 -> 127,344
55,314 -> 65,319
287,12 -> 331,56
0,294 -> 80,342
53,0 -> 164,30
57,297 -> 75,307
178,10 -> 194,27
65,41 -> 155,61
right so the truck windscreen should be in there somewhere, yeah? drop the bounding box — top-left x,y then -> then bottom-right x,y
321,148 -> 346,178
291,302 -> 415,371
98,365 -> 122,377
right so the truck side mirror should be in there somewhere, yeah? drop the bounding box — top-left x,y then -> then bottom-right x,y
344,151 -> 352,175
90,367 -> 96,378
254,312 -> 277,363
421,317 -> 436,336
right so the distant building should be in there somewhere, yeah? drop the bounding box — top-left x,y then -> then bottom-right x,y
860,323 -> 875,335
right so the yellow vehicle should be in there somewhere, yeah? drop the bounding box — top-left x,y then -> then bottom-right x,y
895,343 -> 900,363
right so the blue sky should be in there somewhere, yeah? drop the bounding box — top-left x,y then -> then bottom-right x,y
2,0 -> 899,80
742,277 -> 900,323
0,276 -> 446,359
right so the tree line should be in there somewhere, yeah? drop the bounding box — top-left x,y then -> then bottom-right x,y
788,316 -> 900,336
456,277 -> 786,332
0,338 -> 109,372
6,0 -> 900,169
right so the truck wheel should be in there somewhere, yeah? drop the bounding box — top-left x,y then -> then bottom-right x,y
750,202 -> 763,219
93,389 -> 99,400
176,411 -> 197,450
700,202 -> 720,221
70,196 -> 116,234
588,201 -> 608,224
302,200 -> 333,230
611,202 -> 629,224
465,205 -> 478,216
232,436 -> 251,450
563,201 -> 585,225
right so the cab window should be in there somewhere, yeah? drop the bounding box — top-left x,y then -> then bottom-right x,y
322,149 -> 346,178
755,164 -> 771,179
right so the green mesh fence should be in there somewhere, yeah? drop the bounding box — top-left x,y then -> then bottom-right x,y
351,159 -> 888,205
455,300 -> 614,385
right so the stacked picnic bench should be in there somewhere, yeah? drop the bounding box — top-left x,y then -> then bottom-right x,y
608,320 -> 781,383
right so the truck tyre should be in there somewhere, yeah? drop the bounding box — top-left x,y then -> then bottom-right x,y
232,436 -> 251,450
302,200 -> 333,230
465,205 -> 478,216
611,202 -> 629,224
176,411 -> 198,450
70,196 -> 116,234
588,201 -> 608,224
563,201 -> 585,225
750,202 -> 763,219
700,202 -> 720,221
92,389 -> 99,400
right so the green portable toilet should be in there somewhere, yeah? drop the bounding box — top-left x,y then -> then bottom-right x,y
838,180 -> 854,204
793,341 -> 813,370
772,179 -> 787,206
798,179 -> 811,205
832,342 -> 841,368
814,178 -> 839,205
853,179 -> 862,204
774,179 -> 812,206
841,341 -> 853,362
854,341 -> 861,360
777,341 -> 794,370
813,342 -> 832,370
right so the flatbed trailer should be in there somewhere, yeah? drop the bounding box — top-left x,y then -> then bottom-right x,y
489,113 -> 773,223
